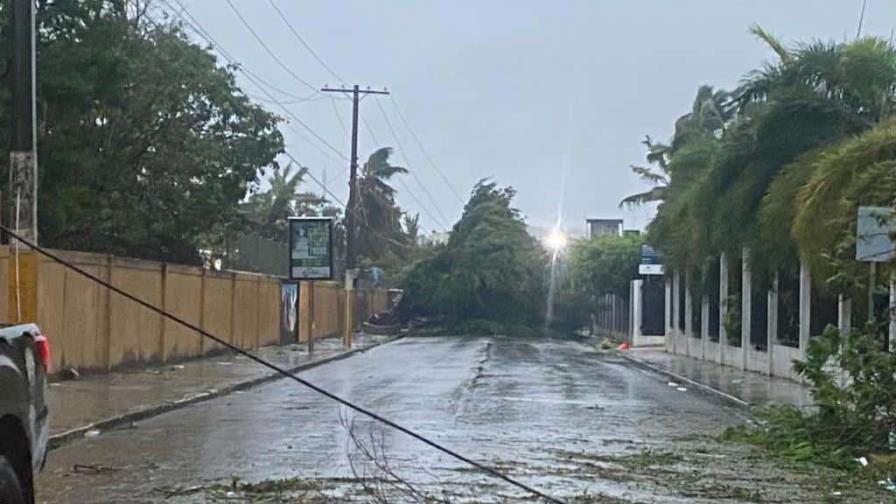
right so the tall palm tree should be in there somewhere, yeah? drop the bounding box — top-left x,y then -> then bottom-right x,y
356,147 -> 410,262
242,163 -> 326,238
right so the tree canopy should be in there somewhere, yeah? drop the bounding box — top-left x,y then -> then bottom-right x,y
398,180 -> 545,333
627,27 -> 896,292
0,0 -> 284,263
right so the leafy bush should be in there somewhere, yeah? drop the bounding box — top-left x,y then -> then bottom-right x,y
726,325 -> 896,470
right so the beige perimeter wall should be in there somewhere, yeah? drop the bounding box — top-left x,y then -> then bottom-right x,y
0,247 -> 278,372
0,246 -> 390,373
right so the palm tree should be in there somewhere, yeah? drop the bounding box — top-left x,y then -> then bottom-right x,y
620,85 -> 733,207
242,163 -> 327,239
355,147 -> 411,262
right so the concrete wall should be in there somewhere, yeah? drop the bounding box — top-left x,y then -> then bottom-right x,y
297,280 -> 389,343
0,244 -> 405,373
1,246 -> 283,372
771,344 -> 802,381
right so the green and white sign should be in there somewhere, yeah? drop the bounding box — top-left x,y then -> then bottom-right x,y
289,217 -> 333,280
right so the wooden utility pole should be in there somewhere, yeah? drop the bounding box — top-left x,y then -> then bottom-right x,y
7,0 -> 39,324
320,85 -> 389,270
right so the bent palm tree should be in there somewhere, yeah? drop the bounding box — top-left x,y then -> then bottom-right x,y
356,147 -> 411,262
620,85 -> 733,207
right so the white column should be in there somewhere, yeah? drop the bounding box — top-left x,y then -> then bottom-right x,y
767,272 -> 778,376
673,269 -> 681,354
665,276 -> 672,352
799,258 -> 812,360
631,280 -> 643,346
890,272 -> 895,352
741,248 -> 751,370
719,253 -> 729,364
685,270 -> 693,356
701,292 -> 709,360
838,294 -> 851,342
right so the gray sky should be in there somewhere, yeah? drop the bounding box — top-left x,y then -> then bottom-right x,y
177,0 -> 894,235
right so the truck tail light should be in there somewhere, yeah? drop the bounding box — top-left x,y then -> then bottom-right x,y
34,335 -> 50,374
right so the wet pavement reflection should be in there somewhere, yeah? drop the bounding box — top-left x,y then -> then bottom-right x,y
36,336 -> 884,503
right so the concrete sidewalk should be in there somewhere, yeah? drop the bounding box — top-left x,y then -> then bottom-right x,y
48,334 -> 394,448
620,347 -> 813,408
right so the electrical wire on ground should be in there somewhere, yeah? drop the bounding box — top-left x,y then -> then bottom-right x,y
2,225 -> 563,504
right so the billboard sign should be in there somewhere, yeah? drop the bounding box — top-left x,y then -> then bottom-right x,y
639,244 -> 664,275
856,206 -> 895,262
288,217 -> 334,280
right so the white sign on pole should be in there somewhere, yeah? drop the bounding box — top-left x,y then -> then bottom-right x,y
856,206 -> 895,262
639,264 -> 664,275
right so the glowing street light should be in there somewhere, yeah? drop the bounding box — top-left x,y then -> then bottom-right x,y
545,229 -> 568,252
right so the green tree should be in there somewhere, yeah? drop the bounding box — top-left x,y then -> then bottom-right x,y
356,147 -> 412,267
399,180 -> 545,333
0,1 -> 284,263
565,234 -> 642,305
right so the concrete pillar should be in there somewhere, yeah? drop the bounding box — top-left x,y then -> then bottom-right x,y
890,272 -> 895,352
685,270 -> 693,356
838,295 -> 851,343
665,276 -> 672,352
741,248 -> 751,370
799,258 -> 812,360
719,253 -> 729,364
767,271 -> 778,376
701,292 -> 709,360
631,279 -> 643,346
673,269 -> 681,354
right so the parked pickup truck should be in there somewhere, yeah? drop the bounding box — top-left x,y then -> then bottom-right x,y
0,324 -> 49,504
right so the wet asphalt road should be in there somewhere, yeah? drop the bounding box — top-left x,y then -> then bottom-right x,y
37,336 -> 787,503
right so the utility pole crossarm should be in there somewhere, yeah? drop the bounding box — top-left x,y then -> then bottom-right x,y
321,87 -> 390,95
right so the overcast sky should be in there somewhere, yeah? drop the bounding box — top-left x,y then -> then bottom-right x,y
175,0 -> 894,236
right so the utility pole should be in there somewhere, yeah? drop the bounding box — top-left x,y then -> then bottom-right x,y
320,85 -> 388,348
7,0 -> 38,324
320,85 -> 389,270
9,0 -> 38,244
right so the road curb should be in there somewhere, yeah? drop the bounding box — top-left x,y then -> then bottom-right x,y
48,336 -> 400,450
616,350 -> 751,409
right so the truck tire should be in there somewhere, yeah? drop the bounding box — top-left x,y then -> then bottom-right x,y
0,455 -> 26,504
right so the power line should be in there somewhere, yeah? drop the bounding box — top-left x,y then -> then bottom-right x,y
223,0 -> 321,96
248,93 -> 328,106
374,98 -> 451,228
330,97 -> 350,140
152,5 -> 443,237
161,0 -> 307,103
157,0 -> 348,163
362,117 -> 381,146
2,226 -> 561,504
265,0 -> 345,84
390,95 -> 465,204
143,7 -> 349,217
